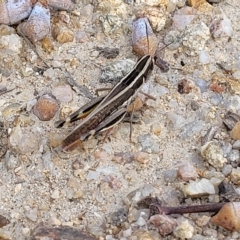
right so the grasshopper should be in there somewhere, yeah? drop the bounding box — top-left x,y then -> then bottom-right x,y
55,17 -> 173,151
56,55 -> 154,151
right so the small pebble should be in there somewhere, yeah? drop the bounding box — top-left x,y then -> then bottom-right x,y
100,59 -> 135,84
33,95 -> 59,121
222,164 -> 233,176
131,229 -> 161,239
199,50 -> 211,64
227,150 -> 239,162
81,4 -> 94,19
111,208 -> 128,226
180,178 -> 215,197
0,85 -> 7,94
52,25 -> 74,43
172,7 -> 197,31
178,79 -> 194,94
22,227 -> 30,237
0,229 -> 12,240
124,184 -> 154,205
26,99 -> 37,112
86,220 -> 106,238
94,150 -> 109,161
203,228 -> 218,238
9,125 -> 40,154
209,92 -> 223,105
48,0 -> 74,10
25,208 -> 38,222
177,162 -> 198,181
106,175 -> 122,190
136,216 -> 146,227
133,152 -> 150,164
149,214 -> 177,236
14,184 -> 21,194
86,171 -> 99,181
0,34 -> 22,53
144,7 -> 166,32
106,235 -> 116,240
231,168 -> 240,185
4,151 -> 19,170
200,141 -> 227,168
232,231 -> 240,239
230,122 -> 240,140
233,140 -> 240,149
151,122 -> 162,136
75,31 -> 88,43
51,189 -> 60,199
182,22 -> 210,56
62,222 -> 73,227
163,169 -> 178,183
128,209 -> 150,223
194,78 -> 208,92
73,190 -> 84,199
211,176 -> 222,188
210,16 -> 233,38
122,228 -> 132,238
48,217 -> 61,226
138,133 -> 160,154
167,112 -> 185,129
112,152 -> 134,164
99,14 -> 123,36
191,234 -> 215,240
164,30 -> 181,50
190,101 -> 200,111
195,215 -> 210,227
41,37 -> 54,53
174,220 -> 194,239
52,85 -> 73,103
222,142 -> 232,156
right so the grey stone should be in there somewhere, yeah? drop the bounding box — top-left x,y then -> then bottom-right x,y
209,93 -> 222,106
222,164 -> 233,176
227,150 -> 240,162
233,140 -> 240,149
222,142 -> 232,156
138,134 -> 160,154
111,207 -> 128,226
194,78 -> 208,92
163,169 -> 178,183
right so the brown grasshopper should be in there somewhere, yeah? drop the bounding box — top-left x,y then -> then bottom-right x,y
56,55 -> 154,151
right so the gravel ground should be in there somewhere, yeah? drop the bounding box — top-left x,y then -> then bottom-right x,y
1,0 -> 240,239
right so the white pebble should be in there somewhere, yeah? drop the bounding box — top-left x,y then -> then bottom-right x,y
51,189 -> 60,199
136,216 -> 146,227
199,50 -> 211,64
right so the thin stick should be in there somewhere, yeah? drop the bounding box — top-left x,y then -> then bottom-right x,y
150,202 -> 225,216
